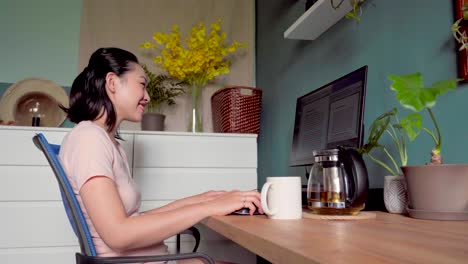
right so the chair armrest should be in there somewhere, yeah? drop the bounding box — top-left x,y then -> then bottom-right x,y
76,252 -> 215,264
177,226 -> 201,253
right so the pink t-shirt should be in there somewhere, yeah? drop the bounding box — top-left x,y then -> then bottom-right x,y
59,121 -> 169,259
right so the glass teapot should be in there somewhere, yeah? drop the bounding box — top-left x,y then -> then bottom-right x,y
307,147 -> 369,215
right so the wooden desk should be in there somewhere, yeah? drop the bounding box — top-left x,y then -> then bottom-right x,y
201,212 -> 468,264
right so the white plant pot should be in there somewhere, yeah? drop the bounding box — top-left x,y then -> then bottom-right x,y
383,175 -> 408,214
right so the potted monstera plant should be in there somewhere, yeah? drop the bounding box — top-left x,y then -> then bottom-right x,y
388,72 -> 468,220
359,108 -> 421,213
141,65 -> 185,131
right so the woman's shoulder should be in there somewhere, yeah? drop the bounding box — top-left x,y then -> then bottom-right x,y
63,121 -> 110,145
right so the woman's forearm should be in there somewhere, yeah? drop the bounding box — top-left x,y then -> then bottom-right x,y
143,198 -> 191,214
112,202 -> 211,251
143,191 -> 226,215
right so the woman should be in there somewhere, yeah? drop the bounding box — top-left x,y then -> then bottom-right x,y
59,47 -> 262,263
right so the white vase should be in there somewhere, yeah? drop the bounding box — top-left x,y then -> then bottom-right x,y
383,175 -> 408,214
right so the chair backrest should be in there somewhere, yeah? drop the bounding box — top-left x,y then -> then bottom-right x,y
33,133 -> 97,257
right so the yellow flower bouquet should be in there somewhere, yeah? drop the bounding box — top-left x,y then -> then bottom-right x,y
141,19 -> 245,132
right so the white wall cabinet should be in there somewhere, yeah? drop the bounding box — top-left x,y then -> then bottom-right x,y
0,126 -> 258,264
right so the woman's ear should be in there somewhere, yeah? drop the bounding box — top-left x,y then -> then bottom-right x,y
105,72 -> 119,94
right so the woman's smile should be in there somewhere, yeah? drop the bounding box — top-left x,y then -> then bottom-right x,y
138,101 -> 147,113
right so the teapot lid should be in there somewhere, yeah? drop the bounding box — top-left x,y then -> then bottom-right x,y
312,148 -> 339,162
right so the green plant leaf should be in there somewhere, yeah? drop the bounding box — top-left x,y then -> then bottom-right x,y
142,64 -> 186,113
359,108 -> 396,154
463,3 -> 468,20
398,113 -> 422,141
388,73 -> 458,112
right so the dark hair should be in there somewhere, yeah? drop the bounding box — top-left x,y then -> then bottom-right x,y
62,47 -> 139,138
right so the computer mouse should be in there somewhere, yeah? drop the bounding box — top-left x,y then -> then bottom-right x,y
230,207 -> 263,215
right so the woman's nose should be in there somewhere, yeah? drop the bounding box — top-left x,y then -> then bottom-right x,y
144,90 -> 150,102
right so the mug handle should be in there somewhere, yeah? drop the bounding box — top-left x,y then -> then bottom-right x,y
261,182 -> 277,216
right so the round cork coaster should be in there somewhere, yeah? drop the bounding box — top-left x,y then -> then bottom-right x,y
302,210 -> 376,220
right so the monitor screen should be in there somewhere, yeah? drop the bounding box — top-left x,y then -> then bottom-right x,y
290,66 -> 368,166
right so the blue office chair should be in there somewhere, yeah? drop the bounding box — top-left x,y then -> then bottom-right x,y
33,133 -> 214,264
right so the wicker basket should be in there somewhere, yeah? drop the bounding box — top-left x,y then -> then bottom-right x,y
211,86 -> 262,134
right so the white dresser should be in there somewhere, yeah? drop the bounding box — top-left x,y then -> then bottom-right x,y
0,126 -> 258,264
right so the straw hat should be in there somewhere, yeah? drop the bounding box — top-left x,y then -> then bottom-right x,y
0,78 -> 69,127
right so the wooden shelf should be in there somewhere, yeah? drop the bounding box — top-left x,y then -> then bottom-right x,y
284,0 -> 353,40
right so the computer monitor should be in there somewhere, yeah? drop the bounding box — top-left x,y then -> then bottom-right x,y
290,66 -> 368,167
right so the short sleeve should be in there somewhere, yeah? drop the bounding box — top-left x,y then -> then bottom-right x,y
60,125 -> 115,191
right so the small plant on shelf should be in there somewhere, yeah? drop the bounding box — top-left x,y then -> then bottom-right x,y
142,65 -> 185,113
306,0 -> 367,23
330,0 -> 366,23
344,0 -> 366,23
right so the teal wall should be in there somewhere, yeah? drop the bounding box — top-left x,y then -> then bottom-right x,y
0,0 -> 81,86
256,0 -> 468,188
0,0 -> 81,127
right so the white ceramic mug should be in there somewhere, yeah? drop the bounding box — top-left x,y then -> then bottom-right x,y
261,176 -> 302,219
